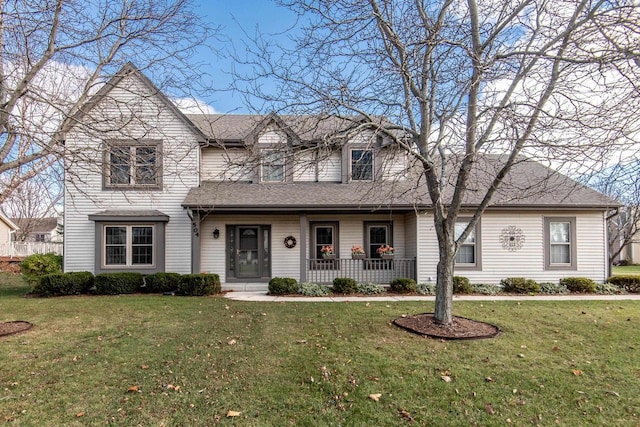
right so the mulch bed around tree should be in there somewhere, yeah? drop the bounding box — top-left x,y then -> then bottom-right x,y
394,313 -> 500,340
0,321 -> 33,338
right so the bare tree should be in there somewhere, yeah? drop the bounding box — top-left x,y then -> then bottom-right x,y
233,0 -> 640,324
589,161 -> 640,274
0,0 -> 214,204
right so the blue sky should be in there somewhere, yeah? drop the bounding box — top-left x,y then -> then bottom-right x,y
191,1 -> 297,113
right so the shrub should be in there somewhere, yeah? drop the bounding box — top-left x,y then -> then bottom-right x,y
501,277 -> 540,294
94,272 -> 144,295
389,278 -> 417,293
596,282 -> 627,295
332,277 -> 358,294
559,277 -> 596,293
539,282 -> 569,295
416,283 -> 436,295
34,271 -> 94,296
21,253 -> 62,280
144,272 -> 182,293
471,283 -> 501,295
177,274 -> 221,296
268,277 -> 299,295
607,275 -> 640,293
299,282 -> 331,296
357,282 -> 385,295
453,276 -> 472,294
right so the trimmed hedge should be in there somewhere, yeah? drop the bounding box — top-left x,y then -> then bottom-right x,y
501,277 -> 540,294
94,272 -> 144,295
607,275 -> 640,293
453,276 -> 472,294
177,274 -> 221,296
559,277 -> 596,293
35,271 -> 94,296
332,277 -> 358,294
389,278 -> 417,293
268,277 -> 299,295
144,272 -> 182,293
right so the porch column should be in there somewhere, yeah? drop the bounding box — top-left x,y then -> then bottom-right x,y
299,213 -> 307,282
191,211 -> 201,274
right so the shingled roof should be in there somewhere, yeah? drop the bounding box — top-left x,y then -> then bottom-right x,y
183,156 -> 618,211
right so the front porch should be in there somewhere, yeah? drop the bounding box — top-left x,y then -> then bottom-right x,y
305,257 -> 416,284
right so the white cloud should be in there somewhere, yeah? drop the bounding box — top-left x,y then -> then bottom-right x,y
172,97 -> 218,114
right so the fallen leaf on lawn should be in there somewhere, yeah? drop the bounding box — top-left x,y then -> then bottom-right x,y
227,410 -> 241,417
369,393 -> 382,402
485,403 -> 495,414
485,377 -> 496,382
572,369 -> 583,376
605,390 -> 620,397
141,365 -> 149,370
398,408 -> 414,421
227,339 -> 236,345
517,354 -> 525,358
76,412 -> 85,418
126,386 -> 140,393
441,375 -> 452,382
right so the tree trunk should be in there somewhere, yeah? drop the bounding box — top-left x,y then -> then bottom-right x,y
434,229 -> 456,325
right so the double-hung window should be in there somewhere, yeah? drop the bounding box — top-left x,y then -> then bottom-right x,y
310,222 -> 338,270
545,217 -> 576,270
106,141 -> 161,189
454,219 -> 481,270
104,225 -> 154,267
366,222 -> 392,258
261,149 -> 285,182
351,149 -> 373,181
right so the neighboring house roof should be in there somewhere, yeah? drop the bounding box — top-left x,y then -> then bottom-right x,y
59,62 -> 208,142
0,211 -> 19,231
183,156 -> 618,211
11,217 -> 58,233
187,113 -> 396,145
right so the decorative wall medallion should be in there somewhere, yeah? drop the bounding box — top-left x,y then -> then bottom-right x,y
500,226 -> 525,251
284,236 -> 297,248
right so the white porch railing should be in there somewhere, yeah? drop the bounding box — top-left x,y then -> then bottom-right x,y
0,242 -> 63,258
306,257 -> 416,284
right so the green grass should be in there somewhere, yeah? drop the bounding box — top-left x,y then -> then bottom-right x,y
1,273 -> 639,426
612,265 -> 640,276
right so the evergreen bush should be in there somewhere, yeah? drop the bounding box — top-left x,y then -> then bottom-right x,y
177,274 -> 221,296
268,277 -> 299,295
94,272 -> 144,295
332,277 -> 358,294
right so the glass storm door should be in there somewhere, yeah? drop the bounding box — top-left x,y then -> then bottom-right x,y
237,226 -> 260,278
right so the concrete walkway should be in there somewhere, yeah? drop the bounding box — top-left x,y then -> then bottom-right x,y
225,291 -> 640,302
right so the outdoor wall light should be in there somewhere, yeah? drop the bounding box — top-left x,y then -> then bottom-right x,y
213,228 -> 220,239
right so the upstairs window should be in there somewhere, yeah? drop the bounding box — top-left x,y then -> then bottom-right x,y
105,142 -> 161,189
351,149 -> 373,181
261,149 -> 286,182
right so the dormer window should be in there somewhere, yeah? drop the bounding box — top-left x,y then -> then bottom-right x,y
261,149 -> 285,182
351,149 -> 373,181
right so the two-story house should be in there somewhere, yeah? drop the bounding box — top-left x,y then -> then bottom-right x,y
63,64 -> 617,290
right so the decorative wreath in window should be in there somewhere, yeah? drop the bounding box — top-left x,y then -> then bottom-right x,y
283,236 -> 297,249
499,226 -> 525,252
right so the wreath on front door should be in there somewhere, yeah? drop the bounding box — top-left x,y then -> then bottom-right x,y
284,236 -> 297,248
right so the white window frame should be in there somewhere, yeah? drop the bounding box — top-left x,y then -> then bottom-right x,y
103,224 -> 155,268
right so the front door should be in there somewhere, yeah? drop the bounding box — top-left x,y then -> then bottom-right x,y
228,225 -> 271,279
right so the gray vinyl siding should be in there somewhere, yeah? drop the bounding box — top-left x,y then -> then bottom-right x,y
416,210 -> 608,284
64,72 -> 198,274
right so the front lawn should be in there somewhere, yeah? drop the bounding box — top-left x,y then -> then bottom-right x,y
1,274 -> 638,426
612,265 -> 640,276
